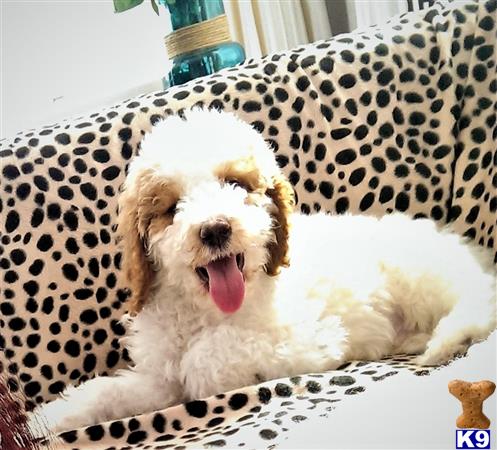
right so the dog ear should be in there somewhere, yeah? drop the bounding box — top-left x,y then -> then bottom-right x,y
265,173 -> 295,275
117,185 -> 154,316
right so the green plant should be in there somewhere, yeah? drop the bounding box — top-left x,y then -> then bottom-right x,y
113,0 -> 160,15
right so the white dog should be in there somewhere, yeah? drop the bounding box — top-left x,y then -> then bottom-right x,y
35,109 -> 496,433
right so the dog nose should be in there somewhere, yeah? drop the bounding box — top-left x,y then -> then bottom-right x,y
200,219 -> 232,249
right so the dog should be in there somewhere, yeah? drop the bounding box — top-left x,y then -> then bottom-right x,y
34,109 -> 496,433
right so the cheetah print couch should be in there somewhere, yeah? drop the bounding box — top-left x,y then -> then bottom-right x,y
1,0 -> 496,448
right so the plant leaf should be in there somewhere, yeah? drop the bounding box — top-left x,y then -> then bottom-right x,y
113,0 -> 144,13
150,0 -> 160,15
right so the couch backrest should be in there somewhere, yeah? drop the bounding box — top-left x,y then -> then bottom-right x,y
1,0 -> 495,408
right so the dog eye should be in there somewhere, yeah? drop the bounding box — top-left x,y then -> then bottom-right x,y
165,202 -> 177,216
226,179 -> 251,192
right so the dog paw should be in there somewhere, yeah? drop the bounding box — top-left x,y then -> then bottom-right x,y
27,409 -> 62,439
31,398 -> 88,435
415,337 -> 471,366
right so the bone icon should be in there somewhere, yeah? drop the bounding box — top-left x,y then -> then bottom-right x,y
448,380 -> 496,429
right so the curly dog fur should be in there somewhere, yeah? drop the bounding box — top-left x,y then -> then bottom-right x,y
34,109 -> 496,433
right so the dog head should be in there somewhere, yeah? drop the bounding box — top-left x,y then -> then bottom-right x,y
118,109 -> 294,315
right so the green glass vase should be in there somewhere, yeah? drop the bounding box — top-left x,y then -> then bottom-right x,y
161,0 -> 245,88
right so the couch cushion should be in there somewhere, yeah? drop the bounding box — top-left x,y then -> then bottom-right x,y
0,0 -> 495,418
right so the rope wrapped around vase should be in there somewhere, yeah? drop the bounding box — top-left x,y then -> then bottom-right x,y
165,13 -> 231,58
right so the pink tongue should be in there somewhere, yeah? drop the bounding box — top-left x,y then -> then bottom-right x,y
206,255 -> 245,314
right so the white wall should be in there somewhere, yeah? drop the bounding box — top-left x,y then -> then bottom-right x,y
1,0 -> 171,139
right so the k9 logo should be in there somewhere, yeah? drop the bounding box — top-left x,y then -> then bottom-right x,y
456,430 -> 490,449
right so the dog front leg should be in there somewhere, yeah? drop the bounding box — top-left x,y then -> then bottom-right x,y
30,369 -> 181,434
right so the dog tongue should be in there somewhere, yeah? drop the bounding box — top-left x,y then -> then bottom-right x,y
206,255 -> 245,314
